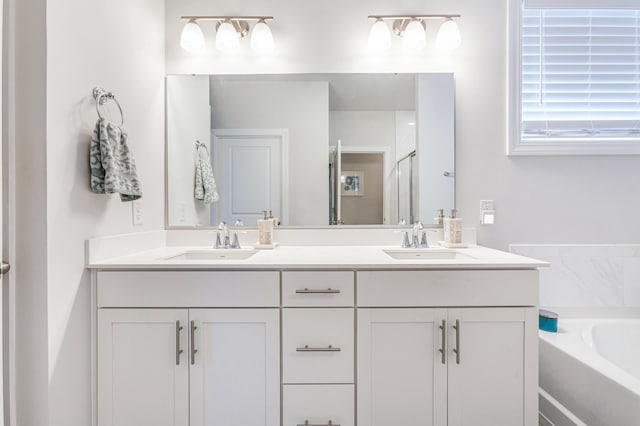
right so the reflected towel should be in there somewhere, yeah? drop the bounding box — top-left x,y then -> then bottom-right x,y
194,141 -> 219,204
90,118 -> 142,202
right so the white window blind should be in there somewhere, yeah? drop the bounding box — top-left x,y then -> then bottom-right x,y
521,8 -> 640,140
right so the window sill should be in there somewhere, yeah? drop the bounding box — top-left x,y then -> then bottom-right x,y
508,138 -> 640,156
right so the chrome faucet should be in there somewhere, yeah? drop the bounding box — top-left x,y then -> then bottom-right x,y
215,221 -> 241,249
412,221 -> 424,248
216,221 -> 230,249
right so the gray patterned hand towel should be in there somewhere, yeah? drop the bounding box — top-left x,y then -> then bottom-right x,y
90,119 -> 142,202
194,140 -> 219,204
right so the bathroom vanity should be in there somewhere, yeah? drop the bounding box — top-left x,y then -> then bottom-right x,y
87,230 -> 544,426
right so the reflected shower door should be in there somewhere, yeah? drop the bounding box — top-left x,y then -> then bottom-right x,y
397,151 -> 416,224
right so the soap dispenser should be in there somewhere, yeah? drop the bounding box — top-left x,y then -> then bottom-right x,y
443,209 -> 463,245
257,210 -> 273,246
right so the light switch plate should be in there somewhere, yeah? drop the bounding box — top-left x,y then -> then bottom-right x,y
480,200 -> 495,225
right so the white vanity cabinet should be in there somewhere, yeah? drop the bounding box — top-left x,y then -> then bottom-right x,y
95,271 -> 280,426
356,271 -> 538,426
281,271 -> 356,426
93,266 -> 539,426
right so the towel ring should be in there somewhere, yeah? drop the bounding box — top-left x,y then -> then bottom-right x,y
93,87 -> 124,127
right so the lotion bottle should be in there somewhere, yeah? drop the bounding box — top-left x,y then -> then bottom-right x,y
258,210 -> 273,245
443,209 -> 463,245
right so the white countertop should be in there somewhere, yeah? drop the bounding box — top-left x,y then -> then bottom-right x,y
86,244 -> 548,270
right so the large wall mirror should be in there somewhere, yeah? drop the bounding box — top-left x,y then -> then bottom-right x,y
166,73 -> 455,227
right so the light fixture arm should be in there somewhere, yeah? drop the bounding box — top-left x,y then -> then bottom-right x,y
181,15 -> 274,22
368,14 -> 460,20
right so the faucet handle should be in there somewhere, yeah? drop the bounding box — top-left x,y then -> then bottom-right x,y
231,233 -> 241,249
401,231 -> 411,248
214,232 -> 222,249
420,231 -> 429,248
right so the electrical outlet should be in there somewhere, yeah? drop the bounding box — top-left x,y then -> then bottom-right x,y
132,200 -> 143,225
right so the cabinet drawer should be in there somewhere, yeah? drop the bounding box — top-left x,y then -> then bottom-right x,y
283,385 -> 354,426
357,270 -> 538,307
97,271 -> 279,307
282,271 -> 354,307
282,308 -> 354,384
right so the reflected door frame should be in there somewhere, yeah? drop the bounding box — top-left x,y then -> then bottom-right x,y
212,129 -> 289,225
340,146 -> 391,226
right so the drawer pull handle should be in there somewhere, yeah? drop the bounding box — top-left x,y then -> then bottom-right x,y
296,345 -> 341,352
190,320 -> 198,365
438,319 -> 446,365
453,319 -> 460,365
176,321 -> 184,365
297,421 -> 340,426
295,288 -> 341,294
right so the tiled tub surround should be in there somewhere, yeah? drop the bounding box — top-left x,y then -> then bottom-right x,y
87,230 -> 545,426
510,244 -> 640,426
509,245 -> 640,309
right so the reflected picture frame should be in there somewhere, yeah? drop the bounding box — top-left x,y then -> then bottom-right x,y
341,170 -> 364,196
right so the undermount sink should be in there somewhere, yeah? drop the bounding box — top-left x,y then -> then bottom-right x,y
165,249 -> 258,261
383,248 -> 474,260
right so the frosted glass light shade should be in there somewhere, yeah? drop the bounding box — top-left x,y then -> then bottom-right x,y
180,20 -> 205,53
436,19 -> 461,50
368,19 -> 391,53
403,19 -> 426,52
216,20 -> 240,52
251,20 -> 274,53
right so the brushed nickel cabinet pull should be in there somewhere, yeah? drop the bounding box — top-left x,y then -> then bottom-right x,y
175,321 -> 184,365
0,262 -> 10,275
190,320 -> 198,365
296,345 -> 341,352
295,288 -> 341,294
438,319 -> 446,365
297,421 -> 340,426
453,319 -> 460,364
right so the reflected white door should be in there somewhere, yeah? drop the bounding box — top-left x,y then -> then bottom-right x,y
213,130 -> 287,225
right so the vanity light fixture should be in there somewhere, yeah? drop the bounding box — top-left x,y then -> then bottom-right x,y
367,15 -> 461,53
180,16 -> 275,53
180,19 -> 206,53
436,18 -> 462,50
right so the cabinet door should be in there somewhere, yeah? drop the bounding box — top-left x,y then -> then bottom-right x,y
447,308 -> 538,426
357,309 -> 447,426
98,309 -> 189,426
189,309 -> 280,426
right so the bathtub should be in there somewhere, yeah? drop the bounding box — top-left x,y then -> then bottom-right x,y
539,318 -> 640,426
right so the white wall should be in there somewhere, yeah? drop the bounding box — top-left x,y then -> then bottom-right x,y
10,0 -> 165,425
167,0 -> 640,248
166,75 -> 211,226
210,80 -> 328,225
395,111 -> 416,161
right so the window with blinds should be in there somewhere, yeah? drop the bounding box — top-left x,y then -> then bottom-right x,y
521,8 -> 640,141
